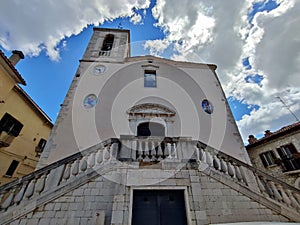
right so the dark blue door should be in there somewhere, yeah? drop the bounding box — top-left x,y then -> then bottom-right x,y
132,190 -> 187,225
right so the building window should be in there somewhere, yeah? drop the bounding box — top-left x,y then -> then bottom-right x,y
0,113 -> 23,147
0,113 -> 23,136
35,138 -> 47,156
144,70 -> 156,87
101,34 -> 114,51
5,160 -> 19,177
260,151 -> 277,167
277,144 -> 300,172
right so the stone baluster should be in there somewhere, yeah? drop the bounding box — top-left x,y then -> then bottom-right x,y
233,163 -> 243,182
63,163 -> 72,181
144,140 -> 150,162
35,174 -> 47,194
269,181 -> 283,202
1,188 -> 15,209
227,161 -> 234,177
238,166 -> 248,185
89,152 -> 96,168
111,142 -> 119,160
219,158 -> 227,173
72,159 -> 80,176
295,193 -> 300,206
157,143 -> 163,161
80,156 -> 88,172
0,192 -> 4,206
255,176 -> 267,196
213,155 -> 219,170
286,190 -> 300,210
150,141 -> 156,161
171,143 -> 177,158
277,184 -> 291,206
103,145 -> 111,162
166,143 -> 172,159
205,150 -> 213,167
137,140 -> 143,161
97,148 -> 103,164
262,178 -> 274,198
131,140 -> 137,160
196,146 -> 203,162
163,142 -> 168,158
13,183 -> 27,205
24,179 -> 36,199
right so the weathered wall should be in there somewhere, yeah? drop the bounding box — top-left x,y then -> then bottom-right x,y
0,78 -> 52,185
247,131 -> 300,187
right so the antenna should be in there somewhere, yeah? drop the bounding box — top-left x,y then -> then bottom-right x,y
276,96 -> 299,122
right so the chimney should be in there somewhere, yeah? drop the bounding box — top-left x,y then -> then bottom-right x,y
264,130 -> 272,137
248,135 -> 257,144
9,50 -> 24,66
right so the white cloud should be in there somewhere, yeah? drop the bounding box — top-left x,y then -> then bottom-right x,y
130,13 -> 143,24
1,0 -> 299,143
144,39 -> 169,56
0,0 -> 150,60
146,0 -> 300,142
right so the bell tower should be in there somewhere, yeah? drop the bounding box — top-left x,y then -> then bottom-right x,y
82,28 -> 130,62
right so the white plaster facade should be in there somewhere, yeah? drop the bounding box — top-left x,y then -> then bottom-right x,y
38,28 -> 249,168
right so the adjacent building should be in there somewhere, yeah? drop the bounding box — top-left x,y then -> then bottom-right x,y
246,121 -> 300,188
0,28 -> 299,225
0,50 -> 53,185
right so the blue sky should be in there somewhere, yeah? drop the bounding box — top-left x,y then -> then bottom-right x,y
1,0 -> 299,142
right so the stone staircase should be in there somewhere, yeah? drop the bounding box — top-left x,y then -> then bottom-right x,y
0,136 -> 300,224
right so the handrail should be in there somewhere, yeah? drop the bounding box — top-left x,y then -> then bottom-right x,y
0,138 -> 119,211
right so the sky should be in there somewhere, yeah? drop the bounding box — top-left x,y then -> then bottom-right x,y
0,0 -> 299,143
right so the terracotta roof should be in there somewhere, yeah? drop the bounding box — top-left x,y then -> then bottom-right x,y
246,121 -> 300,149
0,49 -> 26,85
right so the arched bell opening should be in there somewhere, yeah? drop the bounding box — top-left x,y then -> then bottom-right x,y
101,34 -> 114,51
137,122 -> 165,137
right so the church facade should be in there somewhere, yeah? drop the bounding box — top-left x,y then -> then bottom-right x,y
0,28 -> 299,225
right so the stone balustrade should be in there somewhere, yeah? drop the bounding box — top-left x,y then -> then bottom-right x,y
1,136 -> 300,222
0,138 -> 119,212
118,136 -> 183,162
194,142 -> 300,214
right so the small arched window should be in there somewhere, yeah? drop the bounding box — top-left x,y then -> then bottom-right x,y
101,34 -> 114,51
137,122 -> 165,137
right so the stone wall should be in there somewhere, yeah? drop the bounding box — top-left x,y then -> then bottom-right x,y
247,131 -> 300,187
8,167 -> 291,225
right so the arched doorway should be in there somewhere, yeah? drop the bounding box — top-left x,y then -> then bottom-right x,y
137,122 -> 165,137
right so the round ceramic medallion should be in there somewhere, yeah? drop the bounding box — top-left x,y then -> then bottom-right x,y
83,94 -> 98,109
202,99 -> 213,114
93,65 -> 106,75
